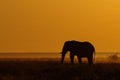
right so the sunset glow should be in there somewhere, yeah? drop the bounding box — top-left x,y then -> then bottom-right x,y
0,0 -> 120,52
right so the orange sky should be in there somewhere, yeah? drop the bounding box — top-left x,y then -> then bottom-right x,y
0,0 -> 120,52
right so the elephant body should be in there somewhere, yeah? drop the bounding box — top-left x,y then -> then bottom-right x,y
61,40 -> 95,65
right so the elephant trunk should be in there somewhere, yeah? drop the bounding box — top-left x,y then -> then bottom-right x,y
61,53 -> 65,64
61,41 -> 68,64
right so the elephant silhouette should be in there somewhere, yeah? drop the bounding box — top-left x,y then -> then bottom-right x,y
61,40 -> 95,65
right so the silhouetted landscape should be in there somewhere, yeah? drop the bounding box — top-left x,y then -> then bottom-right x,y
1,0 -> 120,79
0,53 -> 120,80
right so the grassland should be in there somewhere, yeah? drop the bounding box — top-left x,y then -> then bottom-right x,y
0,58 -> 120,80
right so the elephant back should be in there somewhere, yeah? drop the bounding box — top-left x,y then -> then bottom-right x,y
82,42 -> 95,53
63,40 -> 95,53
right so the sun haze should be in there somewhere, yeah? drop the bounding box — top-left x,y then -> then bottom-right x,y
0,0 -> 120,52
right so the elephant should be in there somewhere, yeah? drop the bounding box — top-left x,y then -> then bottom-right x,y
61,40 -> 95,65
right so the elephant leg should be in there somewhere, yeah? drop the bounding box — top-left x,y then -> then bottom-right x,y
87,56 -> 93,65
70,54 -> 74,64
77,56 -> 82,64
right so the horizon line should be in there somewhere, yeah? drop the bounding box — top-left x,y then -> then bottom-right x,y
0,52 -> 120,53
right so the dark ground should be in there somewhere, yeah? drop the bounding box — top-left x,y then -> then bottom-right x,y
0,59 -> 120,80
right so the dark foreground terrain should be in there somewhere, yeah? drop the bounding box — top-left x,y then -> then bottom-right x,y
0,59 -> 120,80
